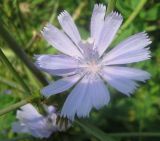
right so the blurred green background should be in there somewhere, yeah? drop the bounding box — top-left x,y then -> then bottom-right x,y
0,0 -> 160,140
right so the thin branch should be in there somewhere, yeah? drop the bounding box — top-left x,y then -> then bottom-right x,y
49,0 -> 59,23
0,21 -> 48,86
72,1 -> 87,21
118,0 -> 147,35
107,132 -> 160,137
0,95 -> 39,116
76,120 -> 160,140
0,76 -> 24,92
0,49 -> 30,95
106,0 -> 117,15
26,1 -> 59,49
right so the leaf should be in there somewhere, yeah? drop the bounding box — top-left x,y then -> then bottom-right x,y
116,0 -> 132,17
23,65 -> 41,90
140,3 -> 160,21
75,120 -> 115,141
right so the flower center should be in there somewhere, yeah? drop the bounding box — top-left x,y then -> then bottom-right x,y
78,39 -> 102,75
85,60 -> 100,74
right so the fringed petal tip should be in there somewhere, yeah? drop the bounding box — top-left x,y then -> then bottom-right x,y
60,111 -> 71,122
124,83 -> 140,96
34,54 -> 51,67
41,23 -> 53,34
119,84 -> 139,97
34,55 -> 43,68
108,11 -> 123,20
57,9 -> 81,46
94,3 -> 106,11
58,10 -> 69,21
128,83 -> 139,96
33,54 -> 42,60
60,113 -> 90,121
61,102 -> 111,121
142,48 -> 151,60
141,31 -> 152,45
34,55 -> 52,71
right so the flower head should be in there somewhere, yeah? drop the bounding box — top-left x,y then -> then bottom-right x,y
12,104 -> 70,138
36,4 -> 151,120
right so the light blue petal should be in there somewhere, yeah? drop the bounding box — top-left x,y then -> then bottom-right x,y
16,104 -> 42,122
101,69 -> 139,96
102,66 -> 151,82
90,4 -> 106,44
26,120 -> 53,138
77,75 -> 110,117
13,104 -> 57,138
61,74 -> 110,120
12,122 -> 29,133
102,32 -> 151,65
41,23 -> 83,58
88,75 -> 110,110
58,11 -> 81,46
96,12 -> 123,56
41,74 -> 82,98
35,54 -> 80,76
61,75 -> 88,120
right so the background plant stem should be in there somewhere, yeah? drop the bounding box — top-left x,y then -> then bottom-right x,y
106,0 -> 117,14
76,120 -> 160,140
0,49 -> 30,95
72,1 -> 87,21
118,0 -> 147,34
107,132 -> 160,137
0,76 -> 24,92
0,21 -> 48,86
0,49 -> 46,115
0,96 -> 38,116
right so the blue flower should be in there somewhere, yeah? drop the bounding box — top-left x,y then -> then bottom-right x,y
12,104 -> 70,138
36,4 -> 151,120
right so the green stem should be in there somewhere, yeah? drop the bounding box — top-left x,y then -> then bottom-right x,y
118,0 -> 147,34
0,96 -> 39,116
0,76 -> 24,92
107,132 -> 160,137
0,49 -> 30,95
75,120 -> 113,141
76,120 -> 160,140
0,50 -> 47,115
16,0 -> 28,39
26,0 -> 59,49
0,21 -> 48,86
1,9 -> 25,46
72,1 -> 87,21
106,0 -> 117,15
0,135 -> 34,141
49,0 -> 59,23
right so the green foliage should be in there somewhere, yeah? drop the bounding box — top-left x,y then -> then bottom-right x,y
0,0 -> 160,141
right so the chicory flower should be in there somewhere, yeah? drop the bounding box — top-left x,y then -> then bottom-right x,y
36,4 -> 151,120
